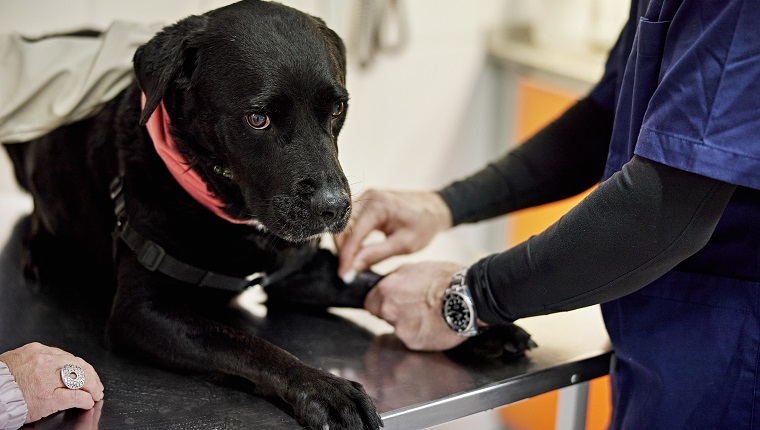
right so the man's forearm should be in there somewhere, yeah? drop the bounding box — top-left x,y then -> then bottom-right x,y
469,156 -> 736,323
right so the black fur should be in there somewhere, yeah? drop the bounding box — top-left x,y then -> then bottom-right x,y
4,1 -> 532,428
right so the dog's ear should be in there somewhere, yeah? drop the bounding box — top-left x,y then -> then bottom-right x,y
133,15 -> 208,125
312,17 -> 347,85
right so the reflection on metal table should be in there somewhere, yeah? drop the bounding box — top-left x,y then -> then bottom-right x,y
0,199 -> 612,430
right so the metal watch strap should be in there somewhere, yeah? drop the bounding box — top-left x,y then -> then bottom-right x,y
450,268 -> 467,292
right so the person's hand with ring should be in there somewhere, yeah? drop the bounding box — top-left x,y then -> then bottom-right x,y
0,342 -> 104,424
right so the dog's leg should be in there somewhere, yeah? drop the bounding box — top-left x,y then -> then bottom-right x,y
264,249 -> 375,309
108,247 -> 382,430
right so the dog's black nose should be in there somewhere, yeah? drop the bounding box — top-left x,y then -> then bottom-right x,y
311,189 -> 350,224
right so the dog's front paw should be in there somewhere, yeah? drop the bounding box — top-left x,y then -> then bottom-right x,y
449,323 -> 537,361
266,249 -> 376,309
286,367 -> 382,430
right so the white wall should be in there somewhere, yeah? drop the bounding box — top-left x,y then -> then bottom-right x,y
337,0 -> 512,254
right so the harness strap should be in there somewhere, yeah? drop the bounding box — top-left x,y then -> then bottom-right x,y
110,176 -> 286,292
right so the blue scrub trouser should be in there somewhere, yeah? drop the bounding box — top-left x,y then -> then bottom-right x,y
603,270 -> 760,429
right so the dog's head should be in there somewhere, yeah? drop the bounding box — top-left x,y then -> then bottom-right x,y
134,0 -> 351,243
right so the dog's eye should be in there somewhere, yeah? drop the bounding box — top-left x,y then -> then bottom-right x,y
331,102 -> 345,118
245,113 -> 271,130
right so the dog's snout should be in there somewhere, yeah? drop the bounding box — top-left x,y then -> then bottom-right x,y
311,188 -> 349,224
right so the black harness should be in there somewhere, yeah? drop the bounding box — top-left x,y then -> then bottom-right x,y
109,176 -> 301,292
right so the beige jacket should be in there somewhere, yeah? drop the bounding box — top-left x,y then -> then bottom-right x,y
0,21 -> 159,143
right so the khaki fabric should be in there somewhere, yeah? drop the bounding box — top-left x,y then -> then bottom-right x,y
0,21 -> 160,143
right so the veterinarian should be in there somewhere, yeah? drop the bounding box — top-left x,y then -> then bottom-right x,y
337,1 -> 760,428
0,22 -> 155,429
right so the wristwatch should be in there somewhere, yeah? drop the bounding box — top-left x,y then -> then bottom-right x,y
442,268 -> 481,337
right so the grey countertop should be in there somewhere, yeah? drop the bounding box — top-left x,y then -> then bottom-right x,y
0,198 -> 612,429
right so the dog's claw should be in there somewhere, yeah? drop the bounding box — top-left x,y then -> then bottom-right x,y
341,269 -> 357,284
503,343 -> 518,354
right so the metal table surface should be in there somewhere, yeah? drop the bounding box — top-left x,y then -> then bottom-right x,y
0,198 -> 613,430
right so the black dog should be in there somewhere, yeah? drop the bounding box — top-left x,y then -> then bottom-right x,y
4,1 -> 533,429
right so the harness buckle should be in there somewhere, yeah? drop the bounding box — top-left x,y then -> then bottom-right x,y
137,240 -> 167,272
109,176 -> 128,227
109,176 -> 123,199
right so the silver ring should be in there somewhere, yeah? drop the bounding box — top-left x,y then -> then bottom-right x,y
61,364 -> 85,390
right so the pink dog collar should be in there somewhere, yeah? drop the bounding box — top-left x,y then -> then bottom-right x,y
143,96 -> 249,225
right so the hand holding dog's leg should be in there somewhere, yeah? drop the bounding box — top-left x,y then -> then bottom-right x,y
335,190 -> 452,279
364,261 -> 466,351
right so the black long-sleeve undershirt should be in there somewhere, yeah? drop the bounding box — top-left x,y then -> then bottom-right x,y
438,97 -> 613,224
437,97 -> 736,324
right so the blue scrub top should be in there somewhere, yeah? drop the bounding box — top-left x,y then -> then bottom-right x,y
589,0 -> 760,428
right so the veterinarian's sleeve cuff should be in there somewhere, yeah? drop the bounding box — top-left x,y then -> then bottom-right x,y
0,361 -> 27,430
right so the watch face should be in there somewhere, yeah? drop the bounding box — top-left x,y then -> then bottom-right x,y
444,293 -> 472,333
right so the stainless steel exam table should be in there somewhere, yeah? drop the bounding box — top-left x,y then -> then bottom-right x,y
0,196 -> 613,430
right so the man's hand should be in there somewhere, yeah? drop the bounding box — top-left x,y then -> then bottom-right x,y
335,189 -> 453,279
364,261 -> 466,351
